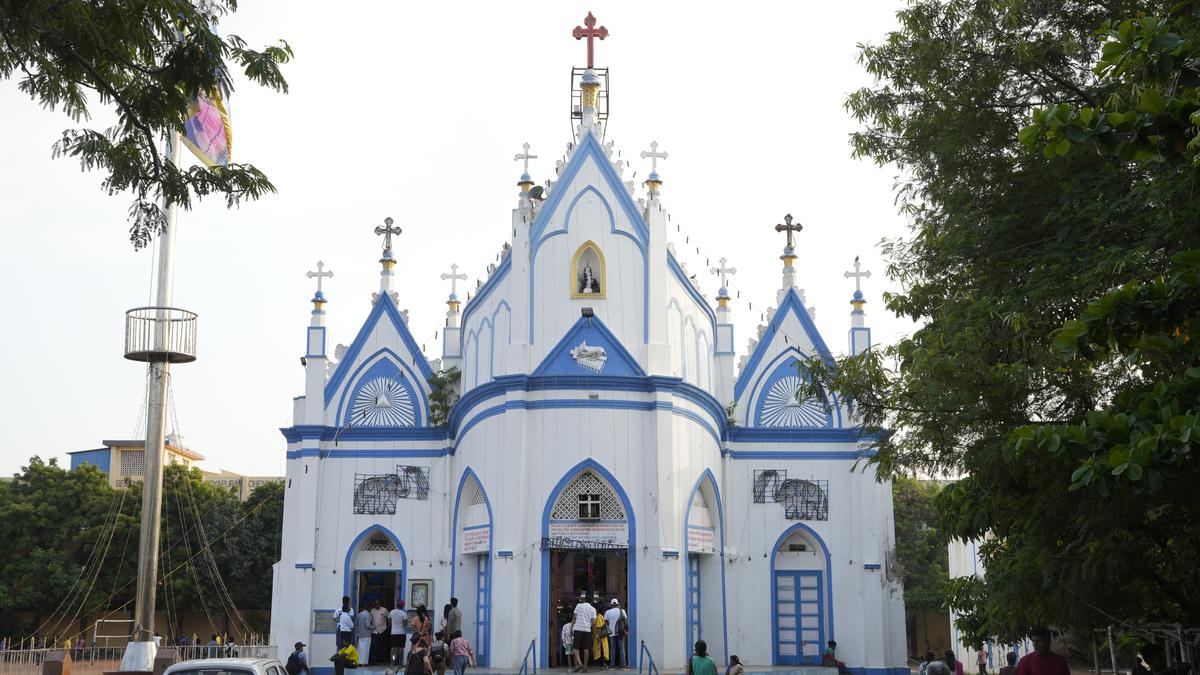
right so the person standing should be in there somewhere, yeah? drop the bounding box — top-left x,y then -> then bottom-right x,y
334,597 -> 355,653
429,631 -> 449,675
1014,628 -> 1069,675
573,593 -> 597,672
446,598 -> 463,638
286,641 -> 311,675
726,655 -> 743,675
406,638 -> 432,675
978,647 -> 989,675
591,604 -> 610,669
603,599 -> 627,669
921,651 -> 937,675
331,638 -> 359,675
371,602 -> 390,664
945,650 -> 966,675
449,630 -> 475,675
413,606 -> 433,649
562,619 -> 576,670
356,605 -> 373,665
389,600 -> 410,666
998,652 -> 1018,675
686,640 -> 717,675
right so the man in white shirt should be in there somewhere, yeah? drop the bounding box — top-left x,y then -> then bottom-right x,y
333,596 -> 355,652
572,593 -> 597,673
603,598 -> 628,669
356,606 -> 372,665
388,600 -> 409,666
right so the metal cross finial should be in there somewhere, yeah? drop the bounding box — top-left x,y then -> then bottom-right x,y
374,216 -> 402,254
572,11 -> 609,69
440,263 -> 468,297
710,257 -> 738,289
775,213 -> 803,249
514,142 -> 537,174
640,141 -> 668,172
306,260 -> 334,295
844,255 -> 872,293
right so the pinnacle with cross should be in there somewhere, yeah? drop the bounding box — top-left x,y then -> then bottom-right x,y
306,261 -> 333,299
515,142 -> 537,176
641,141 -> 668,176
374,217 -> 402,255
440,263 -> 468,299
844,255 -> 871,294
710,257 -> 737,291
775,213 -> 802,250
573,12 -> 608,69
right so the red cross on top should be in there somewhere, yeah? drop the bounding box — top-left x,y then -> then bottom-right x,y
572,12 -> 608,69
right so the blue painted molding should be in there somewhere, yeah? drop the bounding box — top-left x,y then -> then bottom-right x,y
324,292 -> 434,405
863,563 -> 882,570
295,563 -> 314,569
725,449 -> 875,460
667,252 -> 718,333
734,287 -> 838,401
459,255 -> 511,345
306,326 -> 326,358
769,521 -> 835,666
539,458 -> 636,668
285,447 -> 449,460
531,314 -> 646,377
280,424 -> 450,444
497,550 -> 514,558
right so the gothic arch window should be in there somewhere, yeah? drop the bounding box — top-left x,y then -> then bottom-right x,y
551,470 -> 625,521
570,241 -> 606,299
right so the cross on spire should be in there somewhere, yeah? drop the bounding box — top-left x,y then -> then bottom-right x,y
572,11 -> 608,69
306,260 -> 333,297
640,140 -> 668,173
710,257 -> 737,289
844,255 -> 871,293
514,142 -> 537,174
775,213 -> 802,250
440,263 -> 467,298
374,217 -> 402,254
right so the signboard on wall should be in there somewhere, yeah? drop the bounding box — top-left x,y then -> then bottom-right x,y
463,525 -> 490,554
688,525 -> 716,554
546,520 -> 628,548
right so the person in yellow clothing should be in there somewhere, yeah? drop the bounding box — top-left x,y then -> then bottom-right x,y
592,605 -> 610,668
331,637 -> 359,675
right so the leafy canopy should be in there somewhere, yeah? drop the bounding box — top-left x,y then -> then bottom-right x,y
0,0 -> 292,247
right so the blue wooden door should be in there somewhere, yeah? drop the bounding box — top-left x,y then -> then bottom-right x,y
686,555 -> 702,649
476,555 -> 490,665
773,571 -> 824,665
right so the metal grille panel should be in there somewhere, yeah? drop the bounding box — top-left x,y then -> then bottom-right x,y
753,470 -> 829,521
363,532 -> 398,551
120,450 -> 145,477
550,470 -> 625,520
352,466 -> 430,514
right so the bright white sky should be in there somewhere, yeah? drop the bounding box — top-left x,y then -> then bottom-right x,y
0,2 -> 914,477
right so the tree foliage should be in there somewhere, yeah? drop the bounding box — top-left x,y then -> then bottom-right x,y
0,458 -> 282,641
892,478 -> 948,621
805,0 -> 1200,641
0,0 -> 292,247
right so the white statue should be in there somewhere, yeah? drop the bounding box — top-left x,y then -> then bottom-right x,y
570,341 -> 607,372
580,263 -> 599,294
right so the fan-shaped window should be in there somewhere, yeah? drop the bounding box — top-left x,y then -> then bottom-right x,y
551,471 -> 625,521
351,376 -> 416,427
754,358 -> 833,428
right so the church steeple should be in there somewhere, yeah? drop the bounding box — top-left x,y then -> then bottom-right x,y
845,256 -> 872,356
571,12 -> 609,137
641,140 -> 668,197
373,216 -> 402,302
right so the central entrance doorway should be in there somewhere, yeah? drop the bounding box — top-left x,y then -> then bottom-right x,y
542,463 -> 634,668
547,548 -> 629,667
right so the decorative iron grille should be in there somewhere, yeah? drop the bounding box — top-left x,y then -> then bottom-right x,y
550,471 -> 625,520
363,532 -> 398,551
752,470 -> 829,521
352,466 -> 430,514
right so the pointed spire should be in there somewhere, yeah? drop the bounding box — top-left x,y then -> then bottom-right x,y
640,140 -> 668,195
710,257 -> 737,309
774,213 -> 802,288
373,217 -> 402,300
845,255 -> 871,321
305,260 -> 333,326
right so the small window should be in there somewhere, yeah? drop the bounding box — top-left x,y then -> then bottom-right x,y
578,493 -> 601,520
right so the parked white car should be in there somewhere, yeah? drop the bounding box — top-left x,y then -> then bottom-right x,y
163,658 -> 288,675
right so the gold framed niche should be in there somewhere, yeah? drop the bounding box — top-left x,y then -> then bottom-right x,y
570,240 -> 606,299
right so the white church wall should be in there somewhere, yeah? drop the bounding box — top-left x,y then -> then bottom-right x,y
666,267 -> 717,396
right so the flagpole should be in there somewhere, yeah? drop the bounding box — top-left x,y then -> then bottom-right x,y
119,129 -> 183,673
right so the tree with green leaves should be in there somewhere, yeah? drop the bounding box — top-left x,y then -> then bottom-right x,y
892,477 -> 948,655
0,0 -> 292,247
804,0 -> 1200,645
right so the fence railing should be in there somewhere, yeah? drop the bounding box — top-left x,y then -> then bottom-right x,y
638,640 -> 658,675
518,639 -> 536,675
0,644 -> 275,675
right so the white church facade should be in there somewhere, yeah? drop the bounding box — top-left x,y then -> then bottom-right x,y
270,15 -> 906,674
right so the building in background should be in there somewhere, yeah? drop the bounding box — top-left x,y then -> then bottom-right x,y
68,434 -> 280,500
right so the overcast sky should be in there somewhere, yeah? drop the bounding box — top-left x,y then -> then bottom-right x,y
0,2 -> 913,477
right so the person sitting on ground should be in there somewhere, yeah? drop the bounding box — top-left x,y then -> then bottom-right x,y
726,655 -> 744,675
1138,643 -> 1192,675
824,640 -> 852,675
998,652 -> 1018,675
331,638 -> 358,675
686,640 -> 717,675
1014,627 -> 1069,675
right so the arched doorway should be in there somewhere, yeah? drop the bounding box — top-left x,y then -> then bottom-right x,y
540,460 -> 635,668
684,470 -> 727,664
770,523 -> 832,666
345,526 -> 407,625
451,469 -> 493,666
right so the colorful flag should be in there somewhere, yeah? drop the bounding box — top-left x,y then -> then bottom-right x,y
181,86 -> 232,167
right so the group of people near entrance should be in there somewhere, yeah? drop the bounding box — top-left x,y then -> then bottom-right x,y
563,594 -> 629,671
315,595 -> 475,675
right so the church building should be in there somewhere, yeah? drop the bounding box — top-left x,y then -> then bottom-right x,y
270,14 -> 907,673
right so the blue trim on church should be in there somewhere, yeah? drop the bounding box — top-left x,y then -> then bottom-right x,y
531,314 -> 646,377
325,292 -> 434,405
667,252 -> 718,333
733,287 -> 837,402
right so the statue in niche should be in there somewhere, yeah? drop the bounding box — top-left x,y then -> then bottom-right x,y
578,262 -> 601,294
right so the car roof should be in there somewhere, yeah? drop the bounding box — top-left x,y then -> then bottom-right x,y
165,658 -> 280,671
